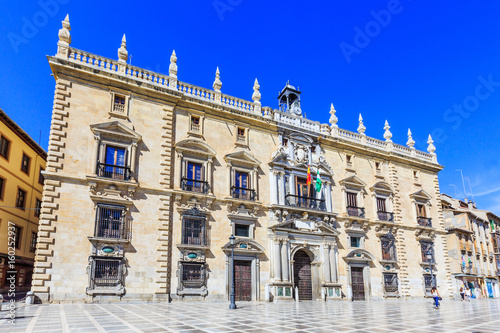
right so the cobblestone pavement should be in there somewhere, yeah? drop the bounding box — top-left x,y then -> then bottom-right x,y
1,299 -> 499,333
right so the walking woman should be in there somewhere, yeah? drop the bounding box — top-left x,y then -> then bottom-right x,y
431,287 -> 440,309
459,287 -> 465,301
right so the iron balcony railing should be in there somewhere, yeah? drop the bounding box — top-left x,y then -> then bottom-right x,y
89,258 -> 123,289
231,186 -> 256,201
461,265 -> 476,275
417,216 -> 432,227
95,205 -> 130,240
181,178 -> 209,194
347,206 -> 365,217
285,194 -> 326,211
97,162 -> 132,181
377,211 -> 394,222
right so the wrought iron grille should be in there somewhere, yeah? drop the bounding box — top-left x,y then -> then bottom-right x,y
231,186 -> 256,201
381,239 -> 396,261
182,217 -> 206,246
347,206 -> 365,217
285,194 -> 326,211
90,258 -> 122,289
181,178 -> 209,193
181,263 -> 205,289
97,162 -> 131,181
95,205 -> 129,240
377,211 -> 394,222
383,273 -> 398,293
417,216 -> 432,227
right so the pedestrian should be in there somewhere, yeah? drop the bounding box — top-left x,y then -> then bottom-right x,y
431,287 -> 440,309
459,287 -> 465,301
465,288 -> 471,301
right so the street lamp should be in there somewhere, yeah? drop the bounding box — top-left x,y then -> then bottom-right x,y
426,249 -> 435,288
229,234 -> 236,309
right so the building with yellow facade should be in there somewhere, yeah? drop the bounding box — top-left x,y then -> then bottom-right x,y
0,108 -> 46,295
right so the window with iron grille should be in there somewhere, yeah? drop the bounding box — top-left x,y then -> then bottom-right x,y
34,199 -> 42,217
16,188 -> 26,210
0,135 -> 10,160
30,232 -> 37,252
21,153 -> 31,174
421,241 -> 433,262
90,258 -> 123,289
381,238 -> 396,261
383,273 -> 398,293
182,217 -> 205,246
95,205 -> 128,239
181,263 -> 205,289
423,274 -> 433,295
113,94 -> 126,113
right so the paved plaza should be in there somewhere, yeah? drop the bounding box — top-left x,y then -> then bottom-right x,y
1,299 -> 500,333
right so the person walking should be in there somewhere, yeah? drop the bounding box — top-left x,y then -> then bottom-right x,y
459,287 -> 465,301
465,288 -> 471,301
431,287 -> 440,309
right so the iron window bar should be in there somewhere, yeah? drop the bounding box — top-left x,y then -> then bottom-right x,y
383,273 -> 398,293
417,216 -> 432,227
97,162 -> 132,181
90,258 -> 123,289
285,194 -> 326,211
347,206 -> 365,217
377,211 -> 394,222
182,217 -> 206,246
180,263 -> 205,289
181,178 -> 209,194
231,186 -> 256,201
95,205 -> 129,240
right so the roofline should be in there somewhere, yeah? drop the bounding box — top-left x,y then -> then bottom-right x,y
0,108 -> 47,159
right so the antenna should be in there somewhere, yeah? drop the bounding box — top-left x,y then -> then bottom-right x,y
456,169 -> 467,199
449,184 -> 463,199
129,54 -> 133,65
38,130 -> 41,145
465,177 -> 475,203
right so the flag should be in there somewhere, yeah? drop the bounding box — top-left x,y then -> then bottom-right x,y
315,169 -> 322,193
306,165 -> 311,185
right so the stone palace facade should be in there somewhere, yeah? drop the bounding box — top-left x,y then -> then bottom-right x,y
32,16 -> 454,302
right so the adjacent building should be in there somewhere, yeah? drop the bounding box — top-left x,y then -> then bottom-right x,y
441,194 -> 500,298
0,108 -> 47,295
32,16 -> 455,302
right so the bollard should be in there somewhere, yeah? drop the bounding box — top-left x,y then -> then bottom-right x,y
26,291 -> 35,305
295,286 -> 299,302
0,294 -> 3,311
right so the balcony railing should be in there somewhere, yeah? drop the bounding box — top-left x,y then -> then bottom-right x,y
181,178 -> 209,194
417,216 -> 432,227
95,206 -> 129,240
347,206 -> 365,217
237,134 -> 246,143
377,211 -> 394,222
97,163 -> 132,181
190,123 -> 200,132
231,186 -> 256,201
113,102 -> 125,113
461,265 -> 476,275
285,194 -> 326,211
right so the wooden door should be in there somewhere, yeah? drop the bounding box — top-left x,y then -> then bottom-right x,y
351,267 -> 365,300
234,261 -> 252,301
294,250 -> 312,300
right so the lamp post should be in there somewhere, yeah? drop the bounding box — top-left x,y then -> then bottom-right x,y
426,249 -> 435,288
229,234 -> 236,309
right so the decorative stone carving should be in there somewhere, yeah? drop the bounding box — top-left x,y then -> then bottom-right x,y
427,134 -> 436,154
169,50 -> 177,78
213,67 -> 222,92
357,114 -> 366,135
118,34 -> 128,63
58,14 -> 71,45
329,104 -> 338,128
252,78 -> 261,104
294,144 -> 309,164
407,128 -> 415,148
383,120 -> 392,142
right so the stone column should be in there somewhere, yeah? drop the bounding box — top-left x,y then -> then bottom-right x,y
278,172 -> 285,205
281,240 -> 289,282
130,141 -> 137,181
252,167 -> 258,199
207,157 -> 213,194
323,244 -> 331,283
274,239 -> 282,281
270,170 -> 279,205
325,181 -> 332,212
330,245 -> 338,283
175,152 -> 183,189
91,134 -> 100,176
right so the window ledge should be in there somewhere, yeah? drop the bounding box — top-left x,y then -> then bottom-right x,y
87,236 -> 130,244
177,244 -> 210,251
86,175 -> 138,187
86,287 -> 124,296
108,111 -> 129,120
176,287 -> 208,297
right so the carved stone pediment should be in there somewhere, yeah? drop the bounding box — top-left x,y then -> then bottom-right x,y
222,238 -> 264,254
175,194 -> 214,212
342,219 -> 369,233
344,249 -> 375,262
224,151 -> 261,167
90,121 -> 142,142
374,223 -> 398,237
89,184 -> 133,206
410,189 -> 433,201
415,227 -> 436,241
175,138 -> 216,157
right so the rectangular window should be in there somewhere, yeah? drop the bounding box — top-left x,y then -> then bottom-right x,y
233,171 -> 253,200
383,273 -> 398,293
183,161 -> 207,193
416,204 -> 426,217
347,192 -> 357,207
91,258 -> 122,288
377,197 -> 387,212
296,177 -> 313,197
237,127 -> 246,142
350,236 -> 360,248
182,217 -> 205,246
13,226 -> 22,249
34,199 -> 42,217
0,177 -> 4,200
21,153 -> 31,174
235,224 -> 250,237
95,205 -> 127,239
30,232 -> 37,252
113,94 -> 126,113
102,146 -> 128,180
181,263 -> 204,289
0,135 -> 10,160
421,241 -> 433,262
424,274 -> 433,294
38,167 -> 45,185
187,162 -> 203,181
105,146 -> 126,167
282,137 -> 288,146
190,115 -> 200,132
16,188 -> 26,210
381,239 -> 395,261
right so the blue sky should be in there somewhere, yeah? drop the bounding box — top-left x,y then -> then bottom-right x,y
1,1 -> 499,213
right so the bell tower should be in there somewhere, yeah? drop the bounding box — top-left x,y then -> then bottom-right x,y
278,81 -> 302,116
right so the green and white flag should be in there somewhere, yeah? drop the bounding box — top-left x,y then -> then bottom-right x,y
315,169 -> 322,193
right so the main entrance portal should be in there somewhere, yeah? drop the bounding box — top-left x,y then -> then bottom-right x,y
351,267 -> 365,300
293,250 -> 312,300
234,260 -> 252,301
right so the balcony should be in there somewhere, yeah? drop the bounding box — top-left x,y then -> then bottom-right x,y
94,206 -> 129,240
97,163 -> 131,181
231,186 -> 256,201
417,216 -> 432,227
113,102 -> 125,113
461,265 -> 477,275
377,211 -> 394,222
190,122 -> 200,133
285,194 -> 326,211
181,178 -> 209,194
347,206 -> 365,218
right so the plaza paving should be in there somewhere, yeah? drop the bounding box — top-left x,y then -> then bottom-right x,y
1,299 -> 499,333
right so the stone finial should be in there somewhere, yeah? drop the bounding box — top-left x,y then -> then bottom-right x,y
357,113 -> 366,135
407,128 -> 415,148
329,104 -> 338,128
169,50 -> 177,78
427,134 -> 436,154
252,78 -> 261,104
213,67 -> 222,92
383,120 -> 392,142
118,34 -> 128,63
56,14 -> 71,58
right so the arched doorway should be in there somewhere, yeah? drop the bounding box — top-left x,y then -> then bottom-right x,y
293,250 -> 312,300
